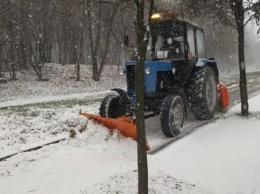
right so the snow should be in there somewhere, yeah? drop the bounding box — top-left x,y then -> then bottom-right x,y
0,90 -> 111,109
2,94 -> 260,193
151,103 -> 260,193
0,63 -> 125,103
1,64 -> 260,193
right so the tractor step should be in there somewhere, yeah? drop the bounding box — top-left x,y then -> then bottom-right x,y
131,111 -> 159,123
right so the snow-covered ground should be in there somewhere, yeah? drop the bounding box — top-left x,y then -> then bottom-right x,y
0,64 -> 125,156
0,64 -> 125,103
1,64 -> 260,193
1,92 -> 260,194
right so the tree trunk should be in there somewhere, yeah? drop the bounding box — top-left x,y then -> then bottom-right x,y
74,40 -> 81,81
238,27 -> 249,116
9,20 -> 16,80
135,0 -> 148,194
20,42 -> 28,70
235,0 -> 249,116
76,59 -> 80,81
30,62 -> 43,80
86,0 -> 100,82
90,45 -> 99,81
10,43 -> 17,80
75,0 -> 86,82
92,55 -> 100,81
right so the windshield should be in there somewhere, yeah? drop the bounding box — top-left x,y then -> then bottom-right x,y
146,22 -> 184,60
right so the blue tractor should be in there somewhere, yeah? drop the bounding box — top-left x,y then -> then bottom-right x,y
99,11 -> 220,137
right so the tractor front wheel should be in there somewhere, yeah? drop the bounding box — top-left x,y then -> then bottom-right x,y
99,94 -> 126,118
160,94 -> 185,137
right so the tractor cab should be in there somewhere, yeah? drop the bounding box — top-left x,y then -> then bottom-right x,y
147,11 -> 206,65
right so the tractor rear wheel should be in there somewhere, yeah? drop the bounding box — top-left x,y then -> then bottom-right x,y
99,94 -> 126,118
188,67 -> 217,120
160,94 -> 185,137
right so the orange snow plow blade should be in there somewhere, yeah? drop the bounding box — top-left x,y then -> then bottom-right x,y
79,110 -> 150,151
217,84 -> 229,109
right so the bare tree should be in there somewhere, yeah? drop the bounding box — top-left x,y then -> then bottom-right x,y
0,0 -> 21,80
86,0 -> 125,81
23,0 -> 55,80
132,0 -> 155,193
55,0 -> 71,66
59,0 -> 88,81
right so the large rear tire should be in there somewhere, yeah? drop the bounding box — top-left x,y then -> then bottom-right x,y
99,94 -> 126,118
160,94 -> 185,137
188,67 -> 217,120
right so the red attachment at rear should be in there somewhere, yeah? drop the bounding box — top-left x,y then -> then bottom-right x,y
217,84 -> 229,109
79,111 -> 150,151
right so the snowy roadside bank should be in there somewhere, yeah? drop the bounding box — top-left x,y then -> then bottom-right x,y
0,90 -> 112,109
0,64 -> 125,104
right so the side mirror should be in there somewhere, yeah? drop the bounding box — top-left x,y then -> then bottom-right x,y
124,35 -> 129,47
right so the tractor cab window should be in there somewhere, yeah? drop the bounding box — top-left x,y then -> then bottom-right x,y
196,29 -> 206,59
187,28 -> 196,59
147,26 -> 184,60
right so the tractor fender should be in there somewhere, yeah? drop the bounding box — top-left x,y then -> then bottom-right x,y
166,86 -> 190,118
111,88 -> 130,104
195,59 -> 219,82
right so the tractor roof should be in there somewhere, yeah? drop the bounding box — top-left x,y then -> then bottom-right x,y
150,11 -> 203,31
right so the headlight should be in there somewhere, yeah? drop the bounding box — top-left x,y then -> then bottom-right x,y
119,69 -> 126,76
145,67 -> 151,74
